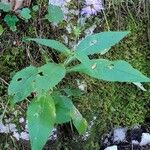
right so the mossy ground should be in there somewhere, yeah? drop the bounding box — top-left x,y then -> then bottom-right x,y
0,0 -> 150,149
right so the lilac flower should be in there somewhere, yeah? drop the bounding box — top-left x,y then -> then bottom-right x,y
49,0 -> 65,7
81,0 -> 103,17
49,0 -> 71,7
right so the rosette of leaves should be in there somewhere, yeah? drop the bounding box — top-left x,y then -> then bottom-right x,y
0,2 -> 12,12
8,31 -> 150,150
4,14 -> 19,31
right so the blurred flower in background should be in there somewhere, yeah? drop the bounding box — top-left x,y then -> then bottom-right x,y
81,0 -> 103,17
49,0 -> 65,7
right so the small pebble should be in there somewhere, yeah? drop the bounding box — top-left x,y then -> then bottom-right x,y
132,140 -> 139,145
20,132 -> 29,141
19,117 -> 25,123
131,127 -> 142,142
104,145 -> 117,150
113,128 -> 127,143
140,133 -> 150,146
13,132 -> 20,141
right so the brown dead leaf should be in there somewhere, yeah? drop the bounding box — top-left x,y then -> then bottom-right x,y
13,0 -> 24,11
0,0 -> 31,11
9,0 -> 15,9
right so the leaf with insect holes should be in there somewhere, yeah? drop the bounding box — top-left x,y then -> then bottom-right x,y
4,15 -> 19,31
0,2 -> 12,12
8,63 -> 66,103
75,31 -> 129,55
27,94 -> 56,150
69,59 -> 150,82
20,8 -> 31,20
45,4 -> 64,23
24,38 -> 71,55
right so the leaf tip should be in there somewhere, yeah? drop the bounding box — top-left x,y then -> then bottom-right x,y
22,37 -> 31,42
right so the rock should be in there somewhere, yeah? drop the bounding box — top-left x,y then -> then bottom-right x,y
113,128 -> 127,143
20,131 -> 29,141
132,140 -> 139,145
131,127 -> 142,142
104,145 -> 118,150
102,126 -> 150,149
140,133 -> 150,146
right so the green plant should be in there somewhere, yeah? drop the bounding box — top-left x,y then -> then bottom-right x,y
4,14 -> 19,31
0,2 -> 12,12
20,8 -> 32,21
0,2 -> 18,31
8,30 -> 150,150
0,3 -> 63,32
45,4 -> 64,23
32,5 -> 39,12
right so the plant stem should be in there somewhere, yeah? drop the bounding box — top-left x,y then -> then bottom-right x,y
102,9 -> 110,31
0,98 -> 10,122
0,77 -> 9,86
64,55 -> 76,67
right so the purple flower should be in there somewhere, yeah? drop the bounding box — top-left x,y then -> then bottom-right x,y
49,0 -> 65,7
81,0 -> 103,17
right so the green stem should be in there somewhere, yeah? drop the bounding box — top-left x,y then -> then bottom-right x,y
64,55 -> 76,67
102,9 -> 110,31
0,98 -> 10,122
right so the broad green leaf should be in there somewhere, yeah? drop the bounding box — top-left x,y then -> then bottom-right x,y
27,94 -> 56,150
45,4 -> 64,23
75,31 -> 129,55
52,94 -> 74,124
71,107 -> 88,134
8,66 -> 37,103
52,94 -> 87,134
69,59 -> 150,82
24,38 -> 70,55
8,63 -> 66,103
0,2 -> 12,12
0,25 -> 4,35
20,8 -> 31,20
4,15 -> 19,31
74,51 -> 90,65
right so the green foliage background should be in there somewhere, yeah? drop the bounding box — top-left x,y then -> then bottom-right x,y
0,0 -> 150,149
